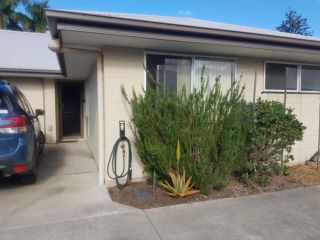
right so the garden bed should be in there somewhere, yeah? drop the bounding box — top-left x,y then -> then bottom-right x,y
108,163 -> 320,209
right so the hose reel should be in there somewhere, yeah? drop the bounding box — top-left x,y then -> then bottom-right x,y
107,121 -> 132,189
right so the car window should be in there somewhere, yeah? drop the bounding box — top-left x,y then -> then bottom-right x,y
14,90 -> 30,115
20,91 -> 34,116
0,93 -> 10,114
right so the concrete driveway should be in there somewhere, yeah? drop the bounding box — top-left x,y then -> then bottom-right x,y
1,143 -> 320,240
0,141 -> 131,231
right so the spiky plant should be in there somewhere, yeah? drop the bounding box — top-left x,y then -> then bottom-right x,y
160,169 -> 199,197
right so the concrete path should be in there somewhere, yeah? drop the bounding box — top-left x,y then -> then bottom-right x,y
1,185 -> 320,239
1,143 -> 320,239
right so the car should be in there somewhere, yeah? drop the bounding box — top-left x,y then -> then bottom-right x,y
0,80 -> 45,184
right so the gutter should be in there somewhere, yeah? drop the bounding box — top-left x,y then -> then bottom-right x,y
48,39 -> 106,185
0,68 -> 63,78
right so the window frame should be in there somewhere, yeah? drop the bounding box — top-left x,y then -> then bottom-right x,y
144,51 -> 237,92
264,61 -> 320,93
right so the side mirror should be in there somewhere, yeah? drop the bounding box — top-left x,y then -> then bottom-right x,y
35,109 -> 45,117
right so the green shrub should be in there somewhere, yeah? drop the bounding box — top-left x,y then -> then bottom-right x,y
240,173 -> 254,188
122,76 -> 305,194
122,78 -> 249,194
250,99 -> 305,174
258,175 -> 271,187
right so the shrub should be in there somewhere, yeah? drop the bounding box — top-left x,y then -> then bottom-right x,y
250,99 -> 306,174
258,175 -> 271,187
122,78 -> 249,194
240,173 -> 254,188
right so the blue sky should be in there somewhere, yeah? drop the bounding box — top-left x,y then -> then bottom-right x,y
48,0 -> 320,36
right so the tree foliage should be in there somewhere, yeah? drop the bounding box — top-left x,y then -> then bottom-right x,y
276,9 -> 313,36
0,0 -> 29,30
26,0 -> 48,32
0,0 -> 48,32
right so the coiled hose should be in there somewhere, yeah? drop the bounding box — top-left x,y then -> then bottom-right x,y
107,135 -> 132,189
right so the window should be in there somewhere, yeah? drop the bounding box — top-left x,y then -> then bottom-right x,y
301,65 -> 320,91
0,94 -> 11,114
15,90 -> 32,115
146,53 -> 235,93
265,62 -> 320,92
20,92 -> 34,116
265,63 -> 298,91
146,54 -> 192,93
195,58 -> 235,94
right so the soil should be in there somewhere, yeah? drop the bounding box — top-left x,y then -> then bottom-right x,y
108,163 -> 320,209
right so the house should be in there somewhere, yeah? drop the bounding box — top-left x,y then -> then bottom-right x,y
1,9 -> 320,185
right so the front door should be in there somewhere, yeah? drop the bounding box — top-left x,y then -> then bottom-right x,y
59,83 -> 83,139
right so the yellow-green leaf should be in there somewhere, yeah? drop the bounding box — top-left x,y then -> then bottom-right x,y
176,140 -> 181,162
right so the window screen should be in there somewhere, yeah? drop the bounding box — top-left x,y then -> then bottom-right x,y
265,63 -> 298,90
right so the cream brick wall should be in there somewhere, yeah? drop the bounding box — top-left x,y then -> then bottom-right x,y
103,47 -> 146,183
102,51 -> 320,182
85,62 -> 100,164
43,79 -> 57,143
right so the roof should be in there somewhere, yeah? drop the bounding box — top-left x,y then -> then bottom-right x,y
0,30 -> 60,73
46,9 -> 320,43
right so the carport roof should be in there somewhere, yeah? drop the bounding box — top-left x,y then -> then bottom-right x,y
0,30 -> 61,75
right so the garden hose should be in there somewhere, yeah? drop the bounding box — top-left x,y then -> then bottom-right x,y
107,121 -> 132,189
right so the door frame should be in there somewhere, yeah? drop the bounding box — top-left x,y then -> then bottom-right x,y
57,81 -> 84,141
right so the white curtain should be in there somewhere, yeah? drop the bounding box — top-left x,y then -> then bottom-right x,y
160,57 -> 192,93
194,58 -> 234,94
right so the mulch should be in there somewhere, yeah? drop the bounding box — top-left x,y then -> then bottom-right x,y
108,163 -> 319,209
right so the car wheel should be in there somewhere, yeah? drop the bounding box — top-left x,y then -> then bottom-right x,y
20,172 -> 37,185
20,145 -> 37,185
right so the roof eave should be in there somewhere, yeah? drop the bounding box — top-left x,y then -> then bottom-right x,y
45,9 -> 320,50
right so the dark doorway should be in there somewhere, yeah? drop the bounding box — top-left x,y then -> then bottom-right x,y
59,83 -> 83,139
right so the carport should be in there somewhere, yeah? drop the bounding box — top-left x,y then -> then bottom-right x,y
0,29 -> 104,184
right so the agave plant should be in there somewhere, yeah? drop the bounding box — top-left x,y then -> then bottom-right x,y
160,140 -> 199,197
160,169 -> 199,197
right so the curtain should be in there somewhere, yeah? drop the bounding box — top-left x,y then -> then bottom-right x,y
194,58 -> 234,94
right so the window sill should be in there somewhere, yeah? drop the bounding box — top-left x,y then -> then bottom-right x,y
262,90 -> 320,95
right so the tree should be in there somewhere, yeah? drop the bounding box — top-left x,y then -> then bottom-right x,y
276,9 -> 313,36
0,0 -> 30,30
0,0 -> 48,32
26,0 -> 48,32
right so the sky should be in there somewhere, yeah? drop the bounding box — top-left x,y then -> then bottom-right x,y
48,0 -> 320,36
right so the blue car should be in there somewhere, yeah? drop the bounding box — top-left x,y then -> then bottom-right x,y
0,80 -> 45,184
